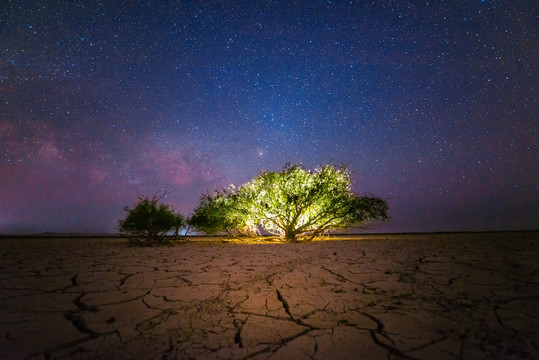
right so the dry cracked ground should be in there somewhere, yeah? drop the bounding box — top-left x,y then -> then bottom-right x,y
1,232 -> 538,359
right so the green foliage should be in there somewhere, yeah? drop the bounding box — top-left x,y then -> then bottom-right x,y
188,187 -> 260,238
119,195 -> 185,244
190,163 -> 389,242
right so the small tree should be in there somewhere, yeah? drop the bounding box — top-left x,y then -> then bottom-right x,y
119,194 -> 185,244
190,163 -> 389,242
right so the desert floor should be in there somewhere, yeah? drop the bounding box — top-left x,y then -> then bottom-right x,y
1,232 -> 538,359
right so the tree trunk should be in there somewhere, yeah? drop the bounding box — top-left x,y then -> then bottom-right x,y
284,230 -> 297,242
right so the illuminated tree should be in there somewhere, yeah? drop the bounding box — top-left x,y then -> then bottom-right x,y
190,164 -> 388,242
119,194 -> 185,244
188,186 -> 259,238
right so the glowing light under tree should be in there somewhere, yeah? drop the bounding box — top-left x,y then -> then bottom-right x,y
189,163 -> 389,242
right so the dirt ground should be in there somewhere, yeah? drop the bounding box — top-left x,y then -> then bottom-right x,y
1,232 -> 538,359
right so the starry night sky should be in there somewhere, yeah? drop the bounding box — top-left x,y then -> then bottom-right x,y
1,1 -> 538,234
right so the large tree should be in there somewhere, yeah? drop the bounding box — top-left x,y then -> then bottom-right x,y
119,194 -> 185,244
190,164 -> 388,242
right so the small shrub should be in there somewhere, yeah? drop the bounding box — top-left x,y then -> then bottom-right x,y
119,194 -> 185,245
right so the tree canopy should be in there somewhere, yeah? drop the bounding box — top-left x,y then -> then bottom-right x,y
119,194 -> 185,244
189,163 -> 389,242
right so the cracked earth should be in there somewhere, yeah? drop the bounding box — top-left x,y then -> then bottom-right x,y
1,232 -> 538,359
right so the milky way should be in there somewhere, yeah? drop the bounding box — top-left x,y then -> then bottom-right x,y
1,1 -> 538,234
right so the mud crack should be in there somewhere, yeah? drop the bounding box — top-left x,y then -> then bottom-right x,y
357,311 -> 418,360
63,312 -> 100,339
321,266 -> 360,284
276,289 -> 318,330
233,317 -> 247,348
276,290 -> 293,320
